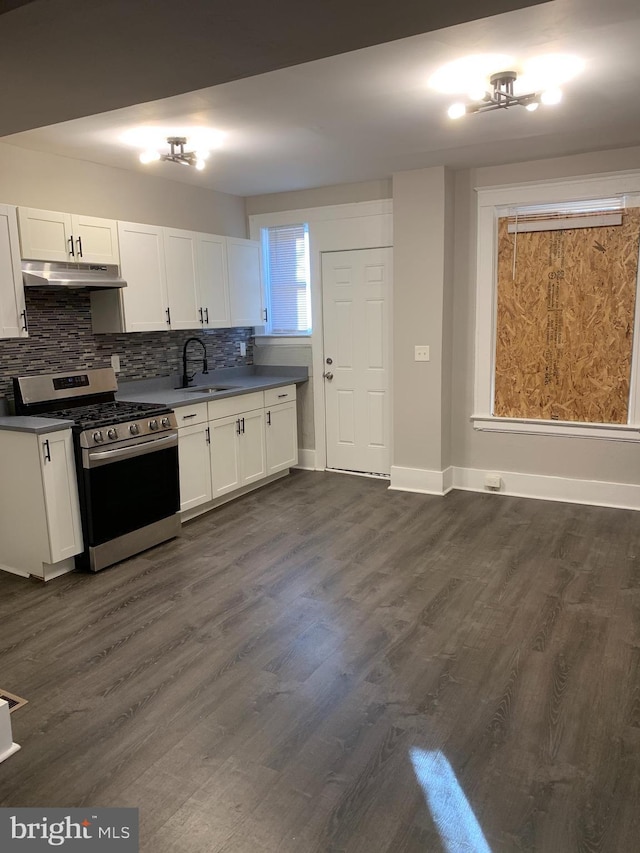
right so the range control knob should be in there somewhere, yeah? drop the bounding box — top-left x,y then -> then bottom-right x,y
161,417 -> 170,428
149,419 -> 159,431
129,423 -> 140,436
93,431 -> 104,444
107,428 -> 118,440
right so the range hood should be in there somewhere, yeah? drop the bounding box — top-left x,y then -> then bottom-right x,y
22,260 -> 127,290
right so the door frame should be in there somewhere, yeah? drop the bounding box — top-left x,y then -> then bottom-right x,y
250,199 -> 393,471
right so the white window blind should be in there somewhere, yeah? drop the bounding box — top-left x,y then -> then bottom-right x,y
263,224 -> 311,335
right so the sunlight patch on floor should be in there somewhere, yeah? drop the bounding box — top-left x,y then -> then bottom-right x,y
410,748 -> 492,853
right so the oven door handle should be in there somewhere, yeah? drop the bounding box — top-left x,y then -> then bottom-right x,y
85,433 -> 178,468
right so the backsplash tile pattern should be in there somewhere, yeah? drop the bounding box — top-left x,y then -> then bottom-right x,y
0,290 -> 253,402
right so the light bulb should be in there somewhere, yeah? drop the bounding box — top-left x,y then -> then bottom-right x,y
447,102 -> 466,120
139,149 -> 160,164
540,88 -> 562,105
195,149 -> 210,161
195,158 -> 206,171
525,102 -> 539,112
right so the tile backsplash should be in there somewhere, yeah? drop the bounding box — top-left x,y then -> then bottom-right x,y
0,290 -> 253,402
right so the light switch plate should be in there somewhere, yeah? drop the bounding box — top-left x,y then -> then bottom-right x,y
414,345 -> 430,362
239,341 -> 247,357
110,354 -> 121,372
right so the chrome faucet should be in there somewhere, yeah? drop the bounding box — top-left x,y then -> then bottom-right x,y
182,337 -> 209,388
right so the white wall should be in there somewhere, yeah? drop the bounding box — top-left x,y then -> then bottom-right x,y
0,142 -> 246,236
452,144 -> 640,489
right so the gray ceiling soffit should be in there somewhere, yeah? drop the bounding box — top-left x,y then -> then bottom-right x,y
0,0 -> 552,136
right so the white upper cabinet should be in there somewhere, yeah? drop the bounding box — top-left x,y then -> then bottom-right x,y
72,214 -> 120,264
17,207 -> 119,265
117,221 -> 169,332
198,233 -> 230,328
90,220 -> 262,334
227,237 -> 264,327
165,228 -> 200,330
0,204 -> 27,339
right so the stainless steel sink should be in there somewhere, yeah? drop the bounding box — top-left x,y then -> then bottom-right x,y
175,385 -> 241,393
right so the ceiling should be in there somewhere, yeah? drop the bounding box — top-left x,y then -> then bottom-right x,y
2,0 -> 640,197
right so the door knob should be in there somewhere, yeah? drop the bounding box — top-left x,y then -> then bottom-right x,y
326,357 -> 333,365
323,371 -> 334,380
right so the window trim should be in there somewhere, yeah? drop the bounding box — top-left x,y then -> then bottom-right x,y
472,170 -> 640,442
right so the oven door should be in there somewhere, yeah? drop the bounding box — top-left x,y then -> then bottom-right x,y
80,432 -> 180,547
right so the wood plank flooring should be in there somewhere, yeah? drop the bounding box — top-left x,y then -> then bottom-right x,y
1,470 -> 639,852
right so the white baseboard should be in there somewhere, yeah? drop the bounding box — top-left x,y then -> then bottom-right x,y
389,465 -> 454,496
295,449 -> 318,471
385,464 -> 640,510
452,466 -> 640,511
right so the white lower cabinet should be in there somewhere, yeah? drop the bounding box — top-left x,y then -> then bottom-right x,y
0,428 -> 83,579
210,407 -> 266,497
177,386 -> 297,516
177,421 -> 213,511
266,400 -> 298,474
209,415 -> 242,497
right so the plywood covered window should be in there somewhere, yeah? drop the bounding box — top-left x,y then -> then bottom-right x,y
473,174 -> 640,441
494,200 -> 640,424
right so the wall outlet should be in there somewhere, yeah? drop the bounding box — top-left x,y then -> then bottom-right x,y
110,354 -> 121,373
485,473 -> 502,491
414,345 -> 430,362
239,341 -> 247,357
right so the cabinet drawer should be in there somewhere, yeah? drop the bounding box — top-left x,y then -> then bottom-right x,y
264,385 -> 297,407
208,391 -> 264,421
175,402 -> 208,427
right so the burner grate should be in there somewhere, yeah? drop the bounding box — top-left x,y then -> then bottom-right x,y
42,401 -> 171,428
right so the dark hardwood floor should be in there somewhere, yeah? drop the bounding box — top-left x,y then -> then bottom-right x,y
1,470 -> 639,852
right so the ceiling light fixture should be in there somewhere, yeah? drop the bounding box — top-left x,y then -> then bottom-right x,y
139,136 -> 208,170
446,70 -> 562,118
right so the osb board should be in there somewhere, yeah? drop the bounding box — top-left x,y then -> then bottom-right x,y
494,209 -> 640,423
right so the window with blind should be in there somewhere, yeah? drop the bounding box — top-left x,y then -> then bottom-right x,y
261,223 -> 311,335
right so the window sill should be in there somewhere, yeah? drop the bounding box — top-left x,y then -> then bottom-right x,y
254,335 -> 312,346
471,415 -> 640,442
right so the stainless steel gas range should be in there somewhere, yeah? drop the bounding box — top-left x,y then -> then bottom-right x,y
13,368 -> 180,572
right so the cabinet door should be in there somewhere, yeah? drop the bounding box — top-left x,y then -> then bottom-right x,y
227,238 -> 263,327
210,415 -> 242,497
198,233 -> 230,328
17,207 -> 73,262
165,228 -> 201,330
265,401 -> 298,475
239,408 -> 266,485
73,214 -> 120,265
39,431 -> 83,563
118,221 -> 169,332
0,204 -> 27,339
178,423 -> 213,511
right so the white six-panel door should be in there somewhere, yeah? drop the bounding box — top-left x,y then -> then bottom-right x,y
322,247 -> 392,476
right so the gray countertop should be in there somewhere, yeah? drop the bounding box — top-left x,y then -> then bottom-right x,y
0,416 -> 74,434
116,365 -> 308,408
0,367 -> 308,433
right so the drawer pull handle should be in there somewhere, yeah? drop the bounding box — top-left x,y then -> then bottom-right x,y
277,393 -> 288,398
182,413 -> 197,419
